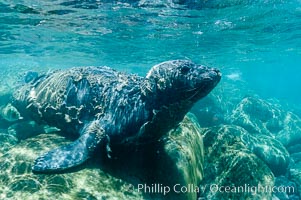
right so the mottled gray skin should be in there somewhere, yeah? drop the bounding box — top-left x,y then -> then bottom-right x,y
12,60 -> 221,173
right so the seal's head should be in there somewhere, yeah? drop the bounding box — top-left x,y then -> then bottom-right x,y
145,60 -> 221,106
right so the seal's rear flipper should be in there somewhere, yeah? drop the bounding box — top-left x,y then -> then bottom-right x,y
32,123 -> 105,173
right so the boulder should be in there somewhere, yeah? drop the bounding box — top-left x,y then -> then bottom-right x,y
231,97 -> 301,147
0,114 -> 204,200
200,125 -> 275,200
290,163 -> 301,200
241,134 -> 290,176
102,114 -> 205,200
0,132 -> 18,157
273,176 -> 299,200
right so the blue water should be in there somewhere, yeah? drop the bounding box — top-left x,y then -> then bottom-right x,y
1,1 -> 301,199
0,0 -> 300,105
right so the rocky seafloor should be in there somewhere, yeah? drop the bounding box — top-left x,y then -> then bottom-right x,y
0,74 -> 301,200
191,81 -> 301,200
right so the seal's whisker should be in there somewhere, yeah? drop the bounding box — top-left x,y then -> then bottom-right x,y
187,89 -> 202,100
175,86 -> 198,92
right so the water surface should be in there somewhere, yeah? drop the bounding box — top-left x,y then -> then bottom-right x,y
0,0 -> 300,102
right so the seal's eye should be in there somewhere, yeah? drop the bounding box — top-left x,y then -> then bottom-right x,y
180,66 -> 190,74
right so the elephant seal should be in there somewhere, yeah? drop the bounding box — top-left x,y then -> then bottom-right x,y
12,60 -> 221,173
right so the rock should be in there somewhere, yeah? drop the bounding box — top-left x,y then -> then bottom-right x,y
231,97 -> 277,136
156,113 -> 204,200
103,114 -> 205,200
290,163 -> 301,200
241,134 -> 290,176
0,133 -> 144,200
200,125 -> 274,200
7,121 -> 59,141
231,97 -> 301,147
289,156 -> 301,199
274,112 -> 301,147
0,114 -> 204,200
287,144 -> 301,154
291,153 -> 301,164
273,176 -> 299,200
0,132 -> 18,157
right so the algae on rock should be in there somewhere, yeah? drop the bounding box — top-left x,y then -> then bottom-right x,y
102,114 -> 205,200
200,125 -> 275,200
231,96 -> 301,147
0,114 -> 205,200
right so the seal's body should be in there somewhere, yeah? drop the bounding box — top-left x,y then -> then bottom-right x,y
12,60 -> 221,173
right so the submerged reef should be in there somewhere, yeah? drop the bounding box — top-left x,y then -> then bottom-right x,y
200,125 -> 274,200
231,96 -> 301,147
192,91 -> 301,199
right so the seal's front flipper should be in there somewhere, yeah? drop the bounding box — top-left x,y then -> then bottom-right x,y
32,123 -> 105,173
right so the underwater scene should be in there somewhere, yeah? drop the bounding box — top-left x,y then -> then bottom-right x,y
0,0 -> 301,200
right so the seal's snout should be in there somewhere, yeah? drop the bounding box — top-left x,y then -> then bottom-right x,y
208,68 -> 222,83
213,68 -> 222,77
